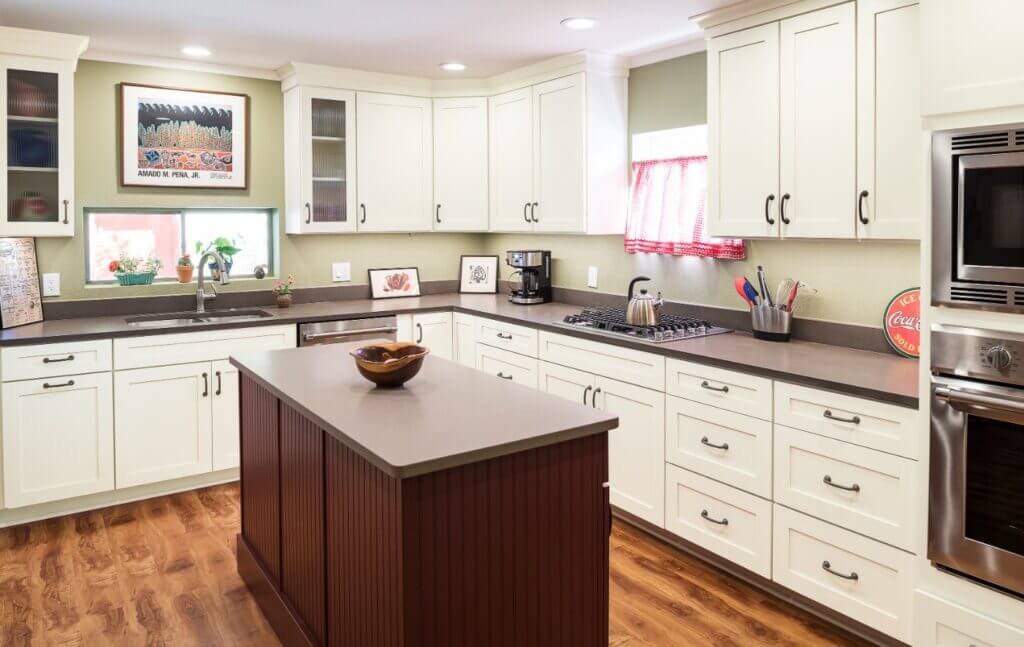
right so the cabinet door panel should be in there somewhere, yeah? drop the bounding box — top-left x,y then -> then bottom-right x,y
452,313 -> 477,368
489,88 -> 533,232
115,363 -> 213,488
412,312 -> 453,360
2,372 -> 113,507
533,74 -> 585,232
596,376 -> 665,527
779,3 -> 856,239
538,361 -> 595,406
857,0 -> 921,240
356,92 -> 432,232
707,23 -> 780,238
434,97 -> 488,231
212,359 -> 240,471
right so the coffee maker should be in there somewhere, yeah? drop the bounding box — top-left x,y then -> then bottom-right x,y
506,250 -> 552,304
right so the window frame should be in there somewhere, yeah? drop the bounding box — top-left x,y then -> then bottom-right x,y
83,207 -> 277,285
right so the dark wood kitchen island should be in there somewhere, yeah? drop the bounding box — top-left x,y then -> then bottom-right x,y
230,343 -> 618,647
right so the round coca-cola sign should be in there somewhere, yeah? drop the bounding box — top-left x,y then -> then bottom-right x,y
883,287 -> 920,358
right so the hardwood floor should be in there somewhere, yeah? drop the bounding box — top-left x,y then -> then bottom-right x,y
0,483 -> 867,646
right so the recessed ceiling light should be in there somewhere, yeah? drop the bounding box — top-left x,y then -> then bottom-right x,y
181,46 -> 211,58
440,62 -> 467,72
560,17 -> 599,30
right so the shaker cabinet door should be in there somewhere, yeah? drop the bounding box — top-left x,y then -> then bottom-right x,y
433,96 -> 488,231
538,361 -> 595,406
211,359 -> 240,471
412,312 -> 453,360
532,73 -> 586,232
489,88 -> 534,232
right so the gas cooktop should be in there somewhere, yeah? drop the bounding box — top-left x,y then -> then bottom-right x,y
555,307 -> 732,343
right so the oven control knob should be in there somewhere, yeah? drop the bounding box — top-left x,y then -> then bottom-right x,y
986,345 -> 1013,371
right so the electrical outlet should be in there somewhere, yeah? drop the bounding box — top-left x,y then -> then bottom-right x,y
587,266 -> 598,289
332,262 -> 351,282
42,273 -> 60,297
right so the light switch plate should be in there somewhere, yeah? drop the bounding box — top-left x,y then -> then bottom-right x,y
587,266 -> 599,289
42,273 -> 60,297
332,262 -> 351,282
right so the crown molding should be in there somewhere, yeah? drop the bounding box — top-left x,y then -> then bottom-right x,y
81,49 -> 280,80
690,0 -> 799,30
0,26 -> 89,64
628,37 -> 706,68
691,0 -> 848,38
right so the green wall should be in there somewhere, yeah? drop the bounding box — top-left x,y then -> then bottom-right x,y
38,60 -> 484,301
629,52 -> 707,134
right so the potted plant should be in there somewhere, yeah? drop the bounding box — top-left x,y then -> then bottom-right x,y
109,253 -> 162,286
195,237 -> 241,280
272,274 -> 296,308
175,253 -> 194,283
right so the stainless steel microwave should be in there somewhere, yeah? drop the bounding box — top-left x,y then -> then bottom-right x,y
933,124 -> 1024,311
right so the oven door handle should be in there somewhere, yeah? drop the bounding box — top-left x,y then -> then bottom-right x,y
935,386 -> 1024,423
302,327 -> 398,343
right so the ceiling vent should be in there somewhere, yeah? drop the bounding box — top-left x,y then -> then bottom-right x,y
951,131 -> 1011,151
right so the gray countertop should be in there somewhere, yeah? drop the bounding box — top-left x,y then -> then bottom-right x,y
0,292 -> 919,407
231,342 -> 620,478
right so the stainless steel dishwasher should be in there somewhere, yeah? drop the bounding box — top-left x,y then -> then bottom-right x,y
298,316 -> 398,346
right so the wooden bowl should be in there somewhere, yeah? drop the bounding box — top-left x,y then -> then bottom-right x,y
350,342 -> 430,387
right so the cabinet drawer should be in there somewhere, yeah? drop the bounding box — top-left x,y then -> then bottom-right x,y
666,358 -> 772,419
914,590 -> 1024,647
774,425 -> 916,551
774,381 -> 918,459
773,505 -> 913,642
539,331 -> 664,391
475,344 -> 538,389
2,339 -> 112,381
476,317 -> 538,357
665,464 -> 772,578
114,324 -> 297,370
666,396 -> 772,498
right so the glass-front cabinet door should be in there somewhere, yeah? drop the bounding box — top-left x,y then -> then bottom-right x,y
284,87 -> 356,234
1,58 -> 75,236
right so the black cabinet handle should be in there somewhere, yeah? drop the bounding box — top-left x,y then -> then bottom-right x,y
700,510 -> 729,526
497,372 -> 513,380
857,190 -> 869,225
700,436 -> 729,451
496,332 -> 513,340
823,409 -> 861,425
436,204 -> 441,223
42,379 -> 75,389
62,200 -> 70,225
215,371 -> 222,396
764,194 -> 775,225
821,560 -> 858,581
305,202 -> 311,224
42,354 -> 74,364
523,202 -> 531,223
415,323 -> 423,343
823,475 -> 860,492
202,372 -> 209,397
531,202 -> 538,223
700,380 -> 729,393
780,193 -> 791,224
591,387 -> 602,408
582,385 -> 593,404
360,203 -> 366,224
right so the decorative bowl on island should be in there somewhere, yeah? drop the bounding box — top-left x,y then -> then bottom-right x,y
350,342 -> 429,387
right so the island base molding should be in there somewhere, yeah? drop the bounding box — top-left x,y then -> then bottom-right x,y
238,375 -> 611,646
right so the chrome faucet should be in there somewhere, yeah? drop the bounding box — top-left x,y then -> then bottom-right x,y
196,251 -> 230,313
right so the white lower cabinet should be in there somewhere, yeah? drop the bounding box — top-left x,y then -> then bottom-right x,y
475,344 -> 537,388
773,504 -> 914,642
1,372 -> 114,507
914,590 -> 1024,647
452,313 -> 477,368
211,359 -> 240,471
538,361 -> 595,406
411,312 -> 453,360
114,362 -> 213,488
665,464 -> 772,578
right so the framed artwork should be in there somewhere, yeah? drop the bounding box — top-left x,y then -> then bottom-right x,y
0,238 -> 43,329
120,83 -> 249,189
458,255 -> 499,294
368,267 -> 421,299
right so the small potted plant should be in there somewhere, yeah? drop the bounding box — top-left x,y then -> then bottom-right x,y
272,274 -> 296,308
175,253 -> 194,283
195,237 -> 241,280
109,254 -> 162,286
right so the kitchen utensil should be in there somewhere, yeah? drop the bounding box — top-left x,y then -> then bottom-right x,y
756,265 -> 774,307
626,276 -> 663,326
734,277 -> 755,308
740,277 -> 760,306
784,281 -> 800,312
350,342 -> 429,387
775,279 -> 794,309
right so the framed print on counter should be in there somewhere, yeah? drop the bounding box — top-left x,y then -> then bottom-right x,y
458,255 -> 499,294
368,267 -> 421,299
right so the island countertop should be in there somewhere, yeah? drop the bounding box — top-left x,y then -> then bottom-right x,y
231,342 -> 619,478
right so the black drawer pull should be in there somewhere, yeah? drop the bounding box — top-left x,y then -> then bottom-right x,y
700,510 -> 729,526
821,560 -> 858,581
591,387 -> 601,408
823,409 -> 860,424
780,193 -> 791,224
202,372 -> 209,397
700,436 -> 729,451
42,379 -> 75,389
700,380 -> 729,393
496,372 -> 513,380
764,193 -> 775,225
43,355 -> 75,364
496,332 -> 513,340
823,475 -> 860,492
857,190 -> 869,225
582,385 -> 592,404
215,371 -> 222,396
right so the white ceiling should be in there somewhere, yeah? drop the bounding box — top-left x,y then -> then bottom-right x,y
0,0 -> 729,78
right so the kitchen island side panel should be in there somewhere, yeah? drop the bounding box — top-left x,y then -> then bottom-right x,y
240,375 -> 281,581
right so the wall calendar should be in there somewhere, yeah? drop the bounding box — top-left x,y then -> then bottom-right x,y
0,238 -> 43,328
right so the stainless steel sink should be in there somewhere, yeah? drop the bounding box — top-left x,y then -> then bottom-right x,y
125,309 -> 273,328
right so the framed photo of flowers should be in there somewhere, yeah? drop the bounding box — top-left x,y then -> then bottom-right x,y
458,255 -> 498,294
120,83 -> 249,189
368,267 -> 421,299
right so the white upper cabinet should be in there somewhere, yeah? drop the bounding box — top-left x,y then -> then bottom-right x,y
532,74 -> 586,232
779,3 -> 856,239
856,0 -> 921,240
284,87 -> 357,234
433,96 -> 488,231
489,87 -> 535,232
356,92 -> 433,232
707,23 -> 780,239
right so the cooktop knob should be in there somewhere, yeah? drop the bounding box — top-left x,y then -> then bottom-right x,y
986,345 -> 1013,371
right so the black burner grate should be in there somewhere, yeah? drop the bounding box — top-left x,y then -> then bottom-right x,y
558,307 -> 732,343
